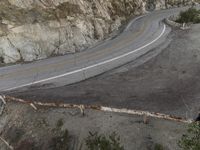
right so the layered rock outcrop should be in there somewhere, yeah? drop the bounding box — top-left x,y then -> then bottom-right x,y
0,0 -> 198,63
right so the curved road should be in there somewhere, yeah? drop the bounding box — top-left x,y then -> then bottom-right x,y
0,8 -> 187,92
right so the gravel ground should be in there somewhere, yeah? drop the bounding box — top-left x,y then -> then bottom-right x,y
9,24 -> 200,120
0,102 -> 187,150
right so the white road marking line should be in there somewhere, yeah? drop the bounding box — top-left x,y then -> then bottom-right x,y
2,24 -> 166,92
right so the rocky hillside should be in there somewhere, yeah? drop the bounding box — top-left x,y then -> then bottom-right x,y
0,0 -> 198,64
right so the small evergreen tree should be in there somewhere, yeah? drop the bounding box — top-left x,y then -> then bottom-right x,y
176,8 -> 200,24
85,132 -> 124,150
178,122 -> 200,150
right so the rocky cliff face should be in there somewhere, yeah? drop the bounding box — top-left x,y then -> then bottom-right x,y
0,0 -> 197,64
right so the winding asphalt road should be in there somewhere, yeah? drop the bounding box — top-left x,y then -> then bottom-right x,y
0,8 -> 187,92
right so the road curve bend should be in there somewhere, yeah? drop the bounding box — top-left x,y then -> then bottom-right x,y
0,8 -> 186,92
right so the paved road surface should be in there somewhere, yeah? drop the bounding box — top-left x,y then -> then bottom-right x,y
0,8 -> 187,92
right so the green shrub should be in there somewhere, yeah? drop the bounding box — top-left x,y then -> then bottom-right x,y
56,118 -> 64,129
176,8 -> 200,24
154,143 -> 164,150
178,122 -> 200,150
49,129 -> 70,150
85,132 -> 124,150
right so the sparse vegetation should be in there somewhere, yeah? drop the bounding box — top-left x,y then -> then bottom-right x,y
56,118 -> 64,129
6,127 -> 25,145
178,122 -> 200,150
85,132 -> 124,150
49,129 -> 70,150
15,140 -> 38,150
176,8 -> 200,24
154,143 -> 164,150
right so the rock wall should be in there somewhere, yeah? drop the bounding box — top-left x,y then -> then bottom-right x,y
0,0 -> 198,64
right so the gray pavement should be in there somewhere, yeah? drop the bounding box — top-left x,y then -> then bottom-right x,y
0,8 -> 186,92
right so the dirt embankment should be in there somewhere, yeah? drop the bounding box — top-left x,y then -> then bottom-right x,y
0,102 -> 186,150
